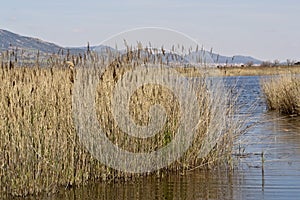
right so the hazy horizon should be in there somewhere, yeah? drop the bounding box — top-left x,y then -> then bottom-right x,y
1,0 -> 300,61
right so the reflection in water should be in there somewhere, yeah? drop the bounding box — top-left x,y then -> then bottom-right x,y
237,112 -> 300,200
19,76 -> 300,200
229,76 -> 300,200
49,169 -> 255,200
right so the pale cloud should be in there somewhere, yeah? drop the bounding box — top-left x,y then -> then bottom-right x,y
8,16 -> 17,22
72,28 -> 85,33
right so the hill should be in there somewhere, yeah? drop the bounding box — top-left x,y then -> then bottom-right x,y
0,29 -> 262,65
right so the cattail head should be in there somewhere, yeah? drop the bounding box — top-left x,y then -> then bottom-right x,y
66,61 -> 74,70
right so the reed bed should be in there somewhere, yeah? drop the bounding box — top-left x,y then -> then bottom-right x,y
261,74 -> 300,115
217,65 -> 300,77
0,48 -> 243,197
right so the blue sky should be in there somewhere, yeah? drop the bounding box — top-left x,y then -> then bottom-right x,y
1,0 -> 300,61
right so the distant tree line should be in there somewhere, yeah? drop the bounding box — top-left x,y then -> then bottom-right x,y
260,59 -> 300,67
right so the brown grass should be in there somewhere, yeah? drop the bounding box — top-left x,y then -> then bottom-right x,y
0,50 -> 242,197
216,65 -> 300,76
172,65 -> 300,77
261,74 -> 300,115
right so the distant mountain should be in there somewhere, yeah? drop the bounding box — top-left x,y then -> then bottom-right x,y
210,53 -> 262,65
92,47 -> 191,64
91,45 -> 116,53
91,45 -> 262,65
0,29 -> 62,53
0,29 -> 87,55
184,51 -> 215,64
0,29 -> 262,65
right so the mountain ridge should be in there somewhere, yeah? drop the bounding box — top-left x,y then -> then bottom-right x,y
0,29 -> 262,64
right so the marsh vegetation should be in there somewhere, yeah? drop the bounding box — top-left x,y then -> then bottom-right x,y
261,74 -> 300,116
0,48 -> 244,197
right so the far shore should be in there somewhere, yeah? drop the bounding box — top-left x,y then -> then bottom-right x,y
176,65 -> 300,77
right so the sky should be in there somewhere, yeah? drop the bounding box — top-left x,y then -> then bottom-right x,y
1,0 -> 300,61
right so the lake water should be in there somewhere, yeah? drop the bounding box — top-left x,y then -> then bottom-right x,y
23,76 -> 300,200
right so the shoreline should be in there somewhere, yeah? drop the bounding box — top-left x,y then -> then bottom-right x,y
176,65 -> 300,77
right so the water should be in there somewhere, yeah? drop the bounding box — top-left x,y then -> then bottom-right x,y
27,76 -> 300,199
225,76 -> 300,199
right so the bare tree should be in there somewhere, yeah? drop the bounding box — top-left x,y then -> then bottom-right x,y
246,61 -> 254,67
273,59 -> 280,66
260,61 -> 272,67
287,59 -> 296,66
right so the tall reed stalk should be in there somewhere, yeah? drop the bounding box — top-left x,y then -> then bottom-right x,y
261,75 -> 300,115
0,48 -> 242,197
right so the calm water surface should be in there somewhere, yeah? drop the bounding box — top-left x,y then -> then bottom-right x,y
32,76 -> 300,199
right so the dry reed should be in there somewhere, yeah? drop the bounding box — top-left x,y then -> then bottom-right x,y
0,48 -> 242,197
218,65 -> 300,77
261,74 -> 300,115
